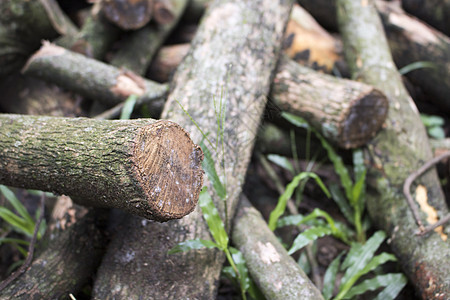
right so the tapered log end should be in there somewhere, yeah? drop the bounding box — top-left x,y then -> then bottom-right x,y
133,120 -> 204,221
339,89 -> 388,149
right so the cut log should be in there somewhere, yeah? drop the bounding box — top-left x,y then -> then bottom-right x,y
101,0 -> 153,30
402,0 -> 450,36
0,209 -> 108,299
147,43 -> 190,82
22,42 -> 168,107
92,0 -> 294,298
232,196 -> 324,300
295,0 -> 450,112
337,0 -> 450,298
110,0 -> 188,75
57,1 -> 120,60
271,55 -> 388,149
283,4 -> 342,72
0,114 -> 203,221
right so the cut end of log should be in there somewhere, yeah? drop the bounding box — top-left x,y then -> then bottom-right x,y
102,0 -> 153,30
132,120 -> 204,221
339,89 -> 388,149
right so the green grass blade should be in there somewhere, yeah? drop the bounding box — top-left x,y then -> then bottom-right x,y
351,169 -> 366,210
267,154 -> 295,174
167,239 -> 219,254
322,252 -> 344,300
199,187 -> 228,249
120,94 -> 137,119
337,252 -> 397,299
398,61 -> 436,75
282,113 -> 354,201
374,273 -> 408,300
282,112 -> 310,129
288,226 -> 333,255
229,247 -> 251,295
268,172 -> 329,231
329,184 -> 354,225
340,231 -> 385,274
0,185 -> 34,225
200,141 -> 227,200
346,273 -> 406,299
0,237 -> 30,246
0,207 -> 33,236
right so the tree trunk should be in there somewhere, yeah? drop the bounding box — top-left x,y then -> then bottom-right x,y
22,42 -> 168,107
232,196 -> 324,300
0,114 -> 203,221
0,209 -> 108,299
337,1 -> 450,298
92,0 -> 294,298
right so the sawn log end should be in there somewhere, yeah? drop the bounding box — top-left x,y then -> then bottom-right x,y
132,120 -> 204,221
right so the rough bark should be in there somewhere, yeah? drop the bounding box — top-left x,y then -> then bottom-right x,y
271,55 -> 388,149
0,209 -> 108,299
92,0 -> 293,298
101,0 -> 153,30
402,0 -> 450,36
110,0 -> 188,75
0,114 -> 203,221
376,1 -> 450,112
147,42 -> 388,149
0,0 -> 60,77
232,196 -> 324,300
22,42 -> 168,107
337,1 -> 450,298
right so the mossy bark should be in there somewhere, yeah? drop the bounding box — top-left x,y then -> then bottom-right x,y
0,114 -> 203,221
92,0 -> 294,298
337,1 -> 450,298
23,43 -> 168,107
0,209 -> 108,300
232,196 -> 324,300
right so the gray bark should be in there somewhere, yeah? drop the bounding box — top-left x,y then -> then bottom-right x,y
337,0 -> 450,298
92,0 -> 294,298
232,196 -> 324,300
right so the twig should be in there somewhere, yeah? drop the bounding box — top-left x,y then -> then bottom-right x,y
403,151 -> 450,234
0,193 -> 46,291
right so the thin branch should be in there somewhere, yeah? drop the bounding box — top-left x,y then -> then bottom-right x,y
0,193 -> 45,291
403,151 -> 450,234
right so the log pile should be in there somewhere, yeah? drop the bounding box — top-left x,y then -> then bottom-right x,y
0,0 -> 448,299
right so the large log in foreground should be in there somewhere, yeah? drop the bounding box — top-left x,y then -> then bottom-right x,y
92,0 -> 293,298
0,114 -> 204,221
337,1 -> 450,298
